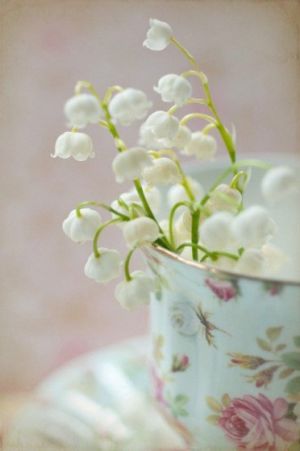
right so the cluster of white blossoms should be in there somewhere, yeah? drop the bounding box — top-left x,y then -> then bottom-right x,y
55,18 -> 299,310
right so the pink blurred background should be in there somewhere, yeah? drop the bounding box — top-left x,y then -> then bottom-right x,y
1,0 -> 300,393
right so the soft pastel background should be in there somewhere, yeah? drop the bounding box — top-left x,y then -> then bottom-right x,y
1,0 -> 300,398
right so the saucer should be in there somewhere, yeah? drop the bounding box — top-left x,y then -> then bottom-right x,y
4,337 -> 187,450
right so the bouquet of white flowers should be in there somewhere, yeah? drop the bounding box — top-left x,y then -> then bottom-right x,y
53,18 -> 298,310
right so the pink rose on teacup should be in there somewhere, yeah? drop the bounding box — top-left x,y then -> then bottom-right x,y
205,277 -> 237,301
218,394 -> 299,449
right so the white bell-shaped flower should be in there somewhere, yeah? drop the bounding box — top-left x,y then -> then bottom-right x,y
53,132 -> 95,161
235,249 -> 265,276
84,248 -> 121,283
168,178 -> 204,206
142,157 -> 181,185
143,18 -> 173,51
139,111 -> 179,149
206,184 -> 242,214
174,210 -> 192,244
231,205 -> 277,248
261,243 -> 287,273
115,271 -> 154,310
108,88 -> 152,126
64,94 -> 102,128
172,125 -> 192,149
261,166 -> 298,204
112,147 -> 152,183
200,212 -> 234,250
123,217 -> 160,247
184,132 -> 217,160
62,208 -> 102,242
154,74 -> 192,106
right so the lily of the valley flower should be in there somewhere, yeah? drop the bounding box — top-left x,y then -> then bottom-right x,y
115,271 -> 154,310
167,177 -> 204,206
172,125 -> 192,149
111,185 -> 161,219
112,147 -> 152,183
143,18 -> 173,51
123,217 -> 160,247
108,88 -> 152,126
139,111 -> 179,149
54,131 -> 95,161
64,93 -> 102,128
206,184 -> 242,214
84,248 -> 121,283
261,166 -> 298,204
183,132 -> 217,160
231,205 -> 277,248
200,212 -> 234,251
142,157 -> 181,185
62,208 -> 102,242
235,248 -> 265,276
154,74 -> 192,106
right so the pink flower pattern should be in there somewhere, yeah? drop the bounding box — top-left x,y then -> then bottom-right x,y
205,277 -> 237,301
218,394 -> 299,450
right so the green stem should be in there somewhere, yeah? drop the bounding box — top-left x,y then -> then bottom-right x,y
180,112 -> 216,126
176,241 -> 210,255
168,201 -> 191,248
191,209 -> 200,261
133,179 -> 173,250
124,248 -> 136,282
174,160 -> 195,202
76,201 -> 129,221
92,218 -> 121,258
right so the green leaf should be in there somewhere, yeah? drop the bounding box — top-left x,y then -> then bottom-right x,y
285,376 -> 300,395
293,336 -> 300,348
207,414 -> 220,425
221,393 -> 231,407
256,337 -> 272,352
279,367 -> 295,379
266,326 -> 282,341
281,352 -> 300,370
175,394 -> 188,405
206,396 -> 222,412
276,344 -> 287,352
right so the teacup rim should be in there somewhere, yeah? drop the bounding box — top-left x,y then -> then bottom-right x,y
151,245 -> 300,287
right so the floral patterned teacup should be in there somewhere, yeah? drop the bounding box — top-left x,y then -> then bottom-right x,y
146,160 -> 300,450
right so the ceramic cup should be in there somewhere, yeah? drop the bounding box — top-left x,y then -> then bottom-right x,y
146,157 -> 300,450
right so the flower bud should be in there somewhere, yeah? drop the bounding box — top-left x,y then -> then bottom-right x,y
53,132 -> 95,161
143,18 -> 173,51
235,249 -> 265,276
123,217 -> 160,247
112,147 -> 152,183
183,132 -> 217,160
84,248 -> 121,283
231,206 -> 277,248
261,166 -> 298,204
154,74 -> 192,106
64,94 -> 102,128
62,208 -> 102,242
172,125 -> 192,150
206,184 -> 242,214
200,212 -> 234,250
115,271 -> 154,310
109,88 -> 152,126
142,158 -> 181,185
167,178 -> 204,206
139,111 -> 179,149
